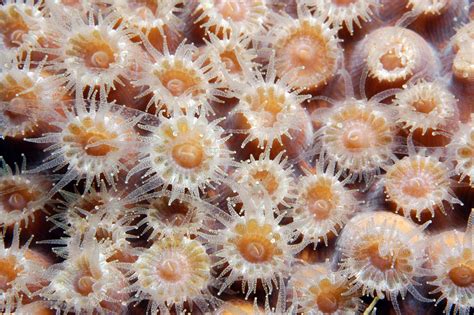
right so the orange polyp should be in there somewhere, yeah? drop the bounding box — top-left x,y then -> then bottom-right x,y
448,264 -> 474,287
380,51 -> 404,71
159,69 -> 199,97
157,259 -> 182,282
276,23 -> 336,91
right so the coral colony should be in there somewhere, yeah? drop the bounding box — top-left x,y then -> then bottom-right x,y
1,0 -> 474,314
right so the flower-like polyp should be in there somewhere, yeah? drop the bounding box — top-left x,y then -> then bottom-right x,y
337,211 -> 433,315
267,4 -> 341,92
127,111 -> 234,202
0,224 -> 51,313
133,39 -> 221,115
0,156 -> 51,233
27,92 -> 141,198
383,147 -> 461,221
425,212 -> 474,315
351,26 -> 439,98
291,160 -> 359,246
226,55 -> 312,159
289,261 -> 363,314
313,98 -> 398,183
39,236 -> 129,314
125,235 -> 216,314
201,192 -> 304,298
38,9 -> 141,95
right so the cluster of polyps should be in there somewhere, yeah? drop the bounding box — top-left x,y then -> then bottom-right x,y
0,0 -> 473,314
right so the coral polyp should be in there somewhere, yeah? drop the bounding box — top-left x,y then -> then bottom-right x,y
393,79 -> 458,136
426,213 -> 474,315
306,0 -> 379,34
126,235 -> 215,314
1,0 -> 474,314
0,156 -> 50,229
133,39 -> 220,115
352,26 -> 439,96
134,190 -> 208,240
291,160 -> 359,245
314,98 -> 398,183
290,261 -> 363,314
232,149 -> 295,208
338,211 -> 432,314
448,119 -> 474,185
384,148 -> 461,220
127,111 -> 234,201
0,0 -> 44,58
113,0 -> 183,51
194,0 -> 268,37
227,56 -> 312,157
27,93 -> 141,197
268,5 -> 341,91
202,194 -> 302,298
40,10 -> 140,94
0,57 -> 62,139
0,225 -> 50,313
40,237 -> 129,314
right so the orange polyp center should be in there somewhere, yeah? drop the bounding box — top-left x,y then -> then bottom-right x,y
217,0 -> 248,22
252,170 -> 278,195
0,7 -> 30,48
343,126 -> 371,150
159,69 -> 199,97
448,264 -> 474,287
237,237 -> 273,263
248,87 -> 285,127
287,32 -> 326,74
157,259 -> 182,282
310,279 -> 345,313
220,50 -> 242,74
365,243 -> 393,271
380,50 -> 404,71
305,182 -> 336,220
68,31 -> 116,69
0,256 -> 19,289
412,99 -> 436,114
65,118 -> 118,157
317,293 -> 339,313
75,275 -> 95,296
172,142 -> 204,169
402,177 -> 429,198
0,182 -> 38,212
233,219 -> 281,264
333,0 -> 357,5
